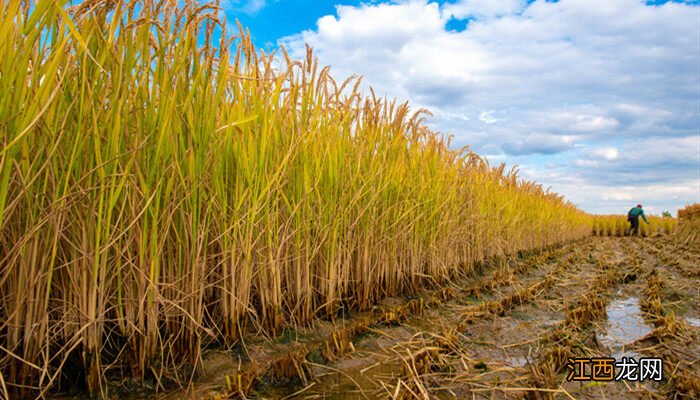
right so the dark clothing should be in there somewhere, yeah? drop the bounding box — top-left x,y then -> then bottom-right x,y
628,215 -> 640,236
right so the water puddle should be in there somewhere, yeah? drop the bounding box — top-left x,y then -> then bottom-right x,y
598,297 -> 651,358
278,355 -> 404,399
685,316 -> 700,328
505,355 -> 529,367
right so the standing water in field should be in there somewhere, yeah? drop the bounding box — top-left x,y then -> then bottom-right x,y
598,297 -> 651,358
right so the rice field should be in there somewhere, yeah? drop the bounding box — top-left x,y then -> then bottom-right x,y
0,1 -> 697,399
107,233 -> 698,400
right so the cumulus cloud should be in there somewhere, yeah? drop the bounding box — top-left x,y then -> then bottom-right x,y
519,166 -> 699,215
523,135 -> 700,213
479,110 -> 498,124
589,147 -> 619,161
502,132 -> 576,155
278,0 -> 700,212
444,0 -> 525,19
574,136 -> 700,181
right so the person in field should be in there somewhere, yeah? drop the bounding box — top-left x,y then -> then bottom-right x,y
626,204 -> 648,236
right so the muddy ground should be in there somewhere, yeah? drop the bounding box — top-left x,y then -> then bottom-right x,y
65,236 -> 699,400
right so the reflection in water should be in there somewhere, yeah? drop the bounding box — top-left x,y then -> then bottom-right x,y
286,355 -> 403,399
505,355 -> 528,367
598,297 -> 651,359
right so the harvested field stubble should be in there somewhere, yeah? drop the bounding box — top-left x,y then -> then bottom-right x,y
522,253 -> 641,397
317,243 -> 590,400
332,237 -> 696,400
193,241 -> 581,399
638,266 -> 699,399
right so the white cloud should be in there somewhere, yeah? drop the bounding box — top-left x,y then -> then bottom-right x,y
278,0 -> 700,212
590,147 -> 619,160
518,165 -> 699,215
443,0 -> 525,19
479,110 -> 498,124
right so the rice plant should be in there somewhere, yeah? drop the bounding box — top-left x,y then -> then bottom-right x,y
0,0 -> 592,397
674,203 -> 700,244
592,215 -> 676,237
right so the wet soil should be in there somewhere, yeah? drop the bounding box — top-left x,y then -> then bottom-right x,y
63,236 -> 698,400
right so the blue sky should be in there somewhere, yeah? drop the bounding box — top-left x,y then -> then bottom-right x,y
223,0 -> 700,214
224,0 -> 369,48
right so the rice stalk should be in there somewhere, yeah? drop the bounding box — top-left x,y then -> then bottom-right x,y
0,0 -> 593,396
